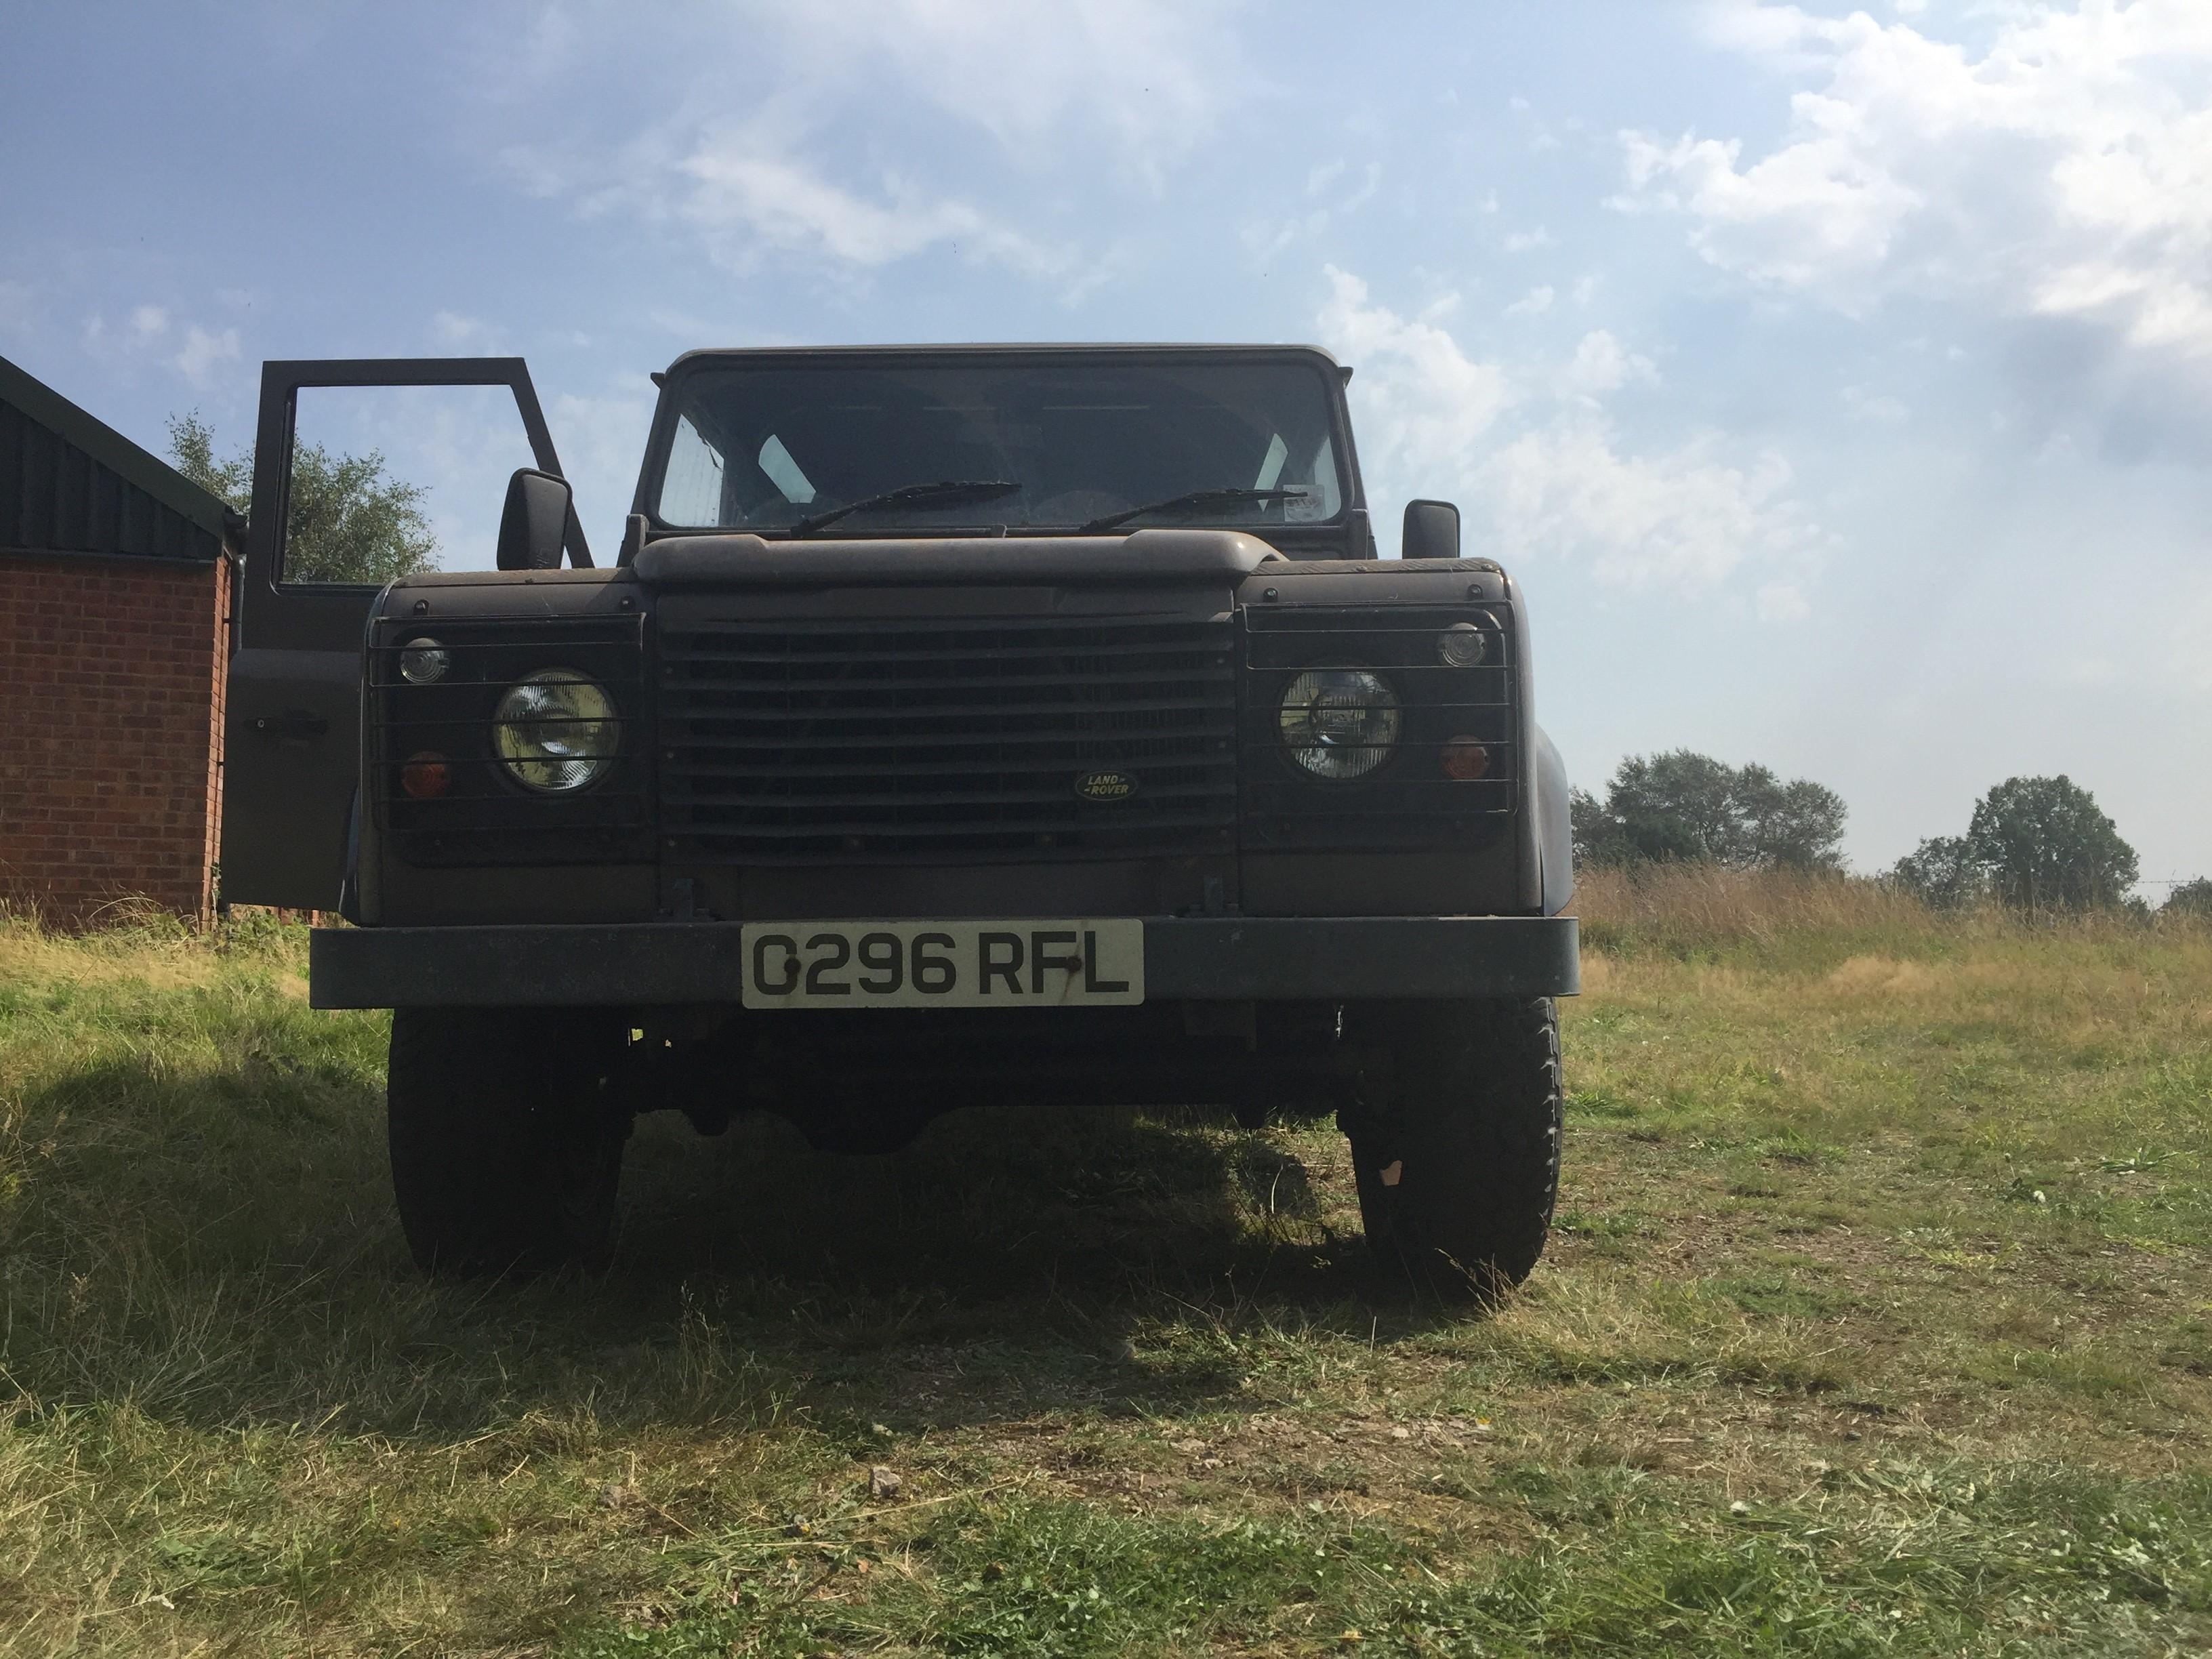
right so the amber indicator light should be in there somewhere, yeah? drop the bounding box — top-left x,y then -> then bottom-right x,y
1439,737 -> 1491,781
401,752 -> 453,799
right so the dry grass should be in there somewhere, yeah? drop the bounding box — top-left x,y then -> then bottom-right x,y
1,893 -> 2208,1655
1570,861 -> 2203,962
1573,863 -> 1938,947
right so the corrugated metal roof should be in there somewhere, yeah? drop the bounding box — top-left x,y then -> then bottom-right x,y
0,352 -> 231,562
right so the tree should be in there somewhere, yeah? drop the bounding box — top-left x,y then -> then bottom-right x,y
1742,773 -> 1851,871
167,411 -> 251,512
1890,834 -> 1986,910
2160,878 -> 2212,919
1574,750 -> 1848,872
1570,787 -> 1631,869
1963,775 -> 2137,913
167,411 -> 436,584
1603,750 -> 1742,864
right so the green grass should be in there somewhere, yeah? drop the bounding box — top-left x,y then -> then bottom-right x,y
1,901 -> 2209,1655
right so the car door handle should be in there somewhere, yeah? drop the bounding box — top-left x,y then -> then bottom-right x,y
251,708 -> 331,741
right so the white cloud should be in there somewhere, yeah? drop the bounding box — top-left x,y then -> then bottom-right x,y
674,139 -> 1070,278
515,93 -> 1080,286
1564,329 -> 1657,397
1318,266 -> 1516,472
1479,421 -> 1806,588
1757,581 -> 1811,622
497,0 -> 1241,287
1622,1 -> 2212,362
1841,384 -> 1909,421
1319,268 -> 1813,594
2064,655 -> 2123,688
741,0 -> 1238,188
1244,162 -> 1382,264
76,302 -> 241,389
505,0 -> 1237,173
173,325 -> 240,387
1504,285 -> 1555,318
433,309 -> 491,346
1502,226 -> 1554,254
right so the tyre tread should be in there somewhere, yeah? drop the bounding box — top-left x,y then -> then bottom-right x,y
387,1007 -> 623,1276
1349,996 -> 1562,1299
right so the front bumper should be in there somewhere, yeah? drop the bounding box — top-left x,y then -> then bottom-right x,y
309,916 -> 1579,1009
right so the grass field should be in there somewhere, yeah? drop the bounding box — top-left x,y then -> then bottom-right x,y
1,875 -> 2209,1656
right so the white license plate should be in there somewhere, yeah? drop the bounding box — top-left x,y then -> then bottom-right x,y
739,920 -> 1145,1010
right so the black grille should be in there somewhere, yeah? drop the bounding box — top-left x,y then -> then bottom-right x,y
658,615 -> 1238,861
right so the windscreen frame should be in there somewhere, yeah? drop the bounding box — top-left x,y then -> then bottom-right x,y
630,346 -> 1365,550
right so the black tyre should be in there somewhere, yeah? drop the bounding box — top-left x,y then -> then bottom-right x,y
1345,998 -> 1561,1300
387,1008 -> 630,1275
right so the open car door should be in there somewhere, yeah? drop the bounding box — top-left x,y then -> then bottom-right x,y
221,358 -> 586,911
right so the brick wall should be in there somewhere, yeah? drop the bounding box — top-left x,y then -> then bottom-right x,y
0,552 -> 229,928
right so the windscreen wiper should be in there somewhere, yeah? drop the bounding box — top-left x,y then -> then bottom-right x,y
1077,487 -> 1307,535
790,479 -> 1023,535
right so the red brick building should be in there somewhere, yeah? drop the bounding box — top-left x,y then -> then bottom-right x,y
0,354 -> 237,928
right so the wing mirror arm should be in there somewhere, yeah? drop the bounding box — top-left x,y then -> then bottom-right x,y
497,468 -> 576,571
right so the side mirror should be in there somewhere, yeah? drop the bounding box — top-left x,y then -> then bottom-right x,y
497,468 -> 574,571
1402,498 -> 1461,560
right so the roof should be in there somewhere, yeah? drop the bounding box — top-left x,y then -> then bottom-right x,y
659,342 -> 1350,378
0,352 -> 235,559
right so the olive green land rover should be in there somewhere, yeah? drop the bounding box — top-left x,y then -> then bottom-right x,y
222,346 -> 1578,1294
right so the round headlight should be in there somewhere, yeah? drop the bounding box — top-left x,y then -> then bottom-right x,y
398,636 -> 451,684
493,669 -> 618,792
1279,667 -> 1401,780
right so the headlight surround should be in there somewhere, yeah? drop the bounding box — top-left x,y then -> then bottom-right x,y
1278,666 -> 1401,780
493,668 -> 619,793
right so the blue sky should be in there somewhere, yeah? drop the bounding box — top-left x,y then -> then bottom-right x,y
3,0 -> 2207,888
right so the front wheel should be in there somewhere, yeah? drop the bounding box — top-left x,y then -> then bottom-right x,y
1345,998 -> 1562,1300
387,1008 -> 630,1275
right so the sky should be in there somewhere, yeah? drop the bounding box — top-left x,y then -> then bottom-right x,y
3,0 -> 2207,889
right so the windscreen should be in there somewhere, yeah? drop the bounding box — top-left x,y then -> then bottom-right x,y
653,358 -> 1346,533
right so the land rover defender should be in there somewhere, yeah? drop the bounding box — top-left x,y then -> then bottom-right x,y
222,346 -> 1578,1295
